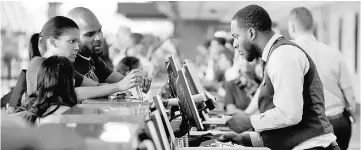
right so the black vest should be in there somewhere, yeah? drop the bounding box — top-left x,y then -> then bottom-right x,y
258,37 -> 334,150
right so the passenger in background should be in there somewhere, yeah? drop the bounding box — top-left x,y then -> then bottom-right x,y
203,37 -> 233,95
150,36 -> 180,78
116,56 -> 141,76
124,33 -> 154,77
142,34 -> 162,60
195,40 -> 211,79
207,37 -> 233,83
109,26 -> 132,67
15,56 -> 77,125
288,7 -> 356,150
224,58 -> 260,113
125,33 -> 146,57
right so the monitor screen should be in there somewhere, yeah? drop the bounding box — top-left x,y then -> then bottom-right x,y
145,120 -> 163,150
182,60 -> 205,95
183,61 -> 210,121
176,69 -> 204,130
153,95 -> 176,149
150,110 -> 171,150
165,56 -> 181,98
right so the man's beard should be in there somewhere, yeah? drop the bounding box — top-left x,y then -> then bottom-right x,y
242,40 -> 259,62
92,46 -> 103,57
78,44 -> 103,57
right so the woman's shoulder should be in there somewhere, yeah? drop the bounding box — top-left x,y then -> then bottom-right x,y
28,57 -> 45,71
30,57 -> 45,64
27,57 -> 45,93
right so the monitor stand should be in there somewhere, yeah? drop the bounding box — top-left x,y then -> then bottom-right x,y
173,113 -> 192,138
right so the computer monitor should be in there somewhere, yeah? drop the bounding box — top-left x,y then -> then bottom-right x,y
153,95 -> 176,149
150,110 -> 171,150
165,56 -> 181,98
182,60 -> 205,95
183,61 -> 211,121
145,119 -> 163,150
176,69 -> 204,130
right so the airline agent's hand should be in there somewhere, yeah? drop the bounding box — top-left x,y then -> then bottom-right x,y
218,132 -> 252,146
226,109 -> 253,134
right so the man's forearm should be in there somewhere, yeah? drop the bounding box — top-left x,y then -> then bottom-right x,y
75,83 -> 119,102
250,107 -> 301,132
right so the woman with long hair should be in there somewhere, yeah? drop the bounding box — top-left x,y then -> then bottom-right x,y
26,16 -> 141,103
16,56 -> 77,124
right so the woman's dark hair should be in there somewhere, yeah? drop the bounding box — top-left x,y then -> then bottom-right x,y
18,56 -> 77,124
29,16 -> 79,60
116,56 -> 140,75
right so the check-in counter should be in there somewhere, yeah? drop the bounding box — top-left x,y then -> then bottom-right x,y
82,98 -> 151,104
77,103 -> 150,108
57,104 -> 148,125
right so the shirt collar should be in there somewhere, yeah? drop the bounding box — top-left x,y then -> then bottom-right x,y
262,33 -> 283,62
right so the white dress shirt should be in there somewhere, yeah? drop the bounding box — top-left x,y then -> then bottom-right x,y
250,33 -> 336,149
294,34 -> 355,117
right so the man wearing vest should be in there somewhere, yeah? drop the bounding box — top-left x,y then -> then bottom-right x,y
288,7 -> 356,150
221,5 -> 339,150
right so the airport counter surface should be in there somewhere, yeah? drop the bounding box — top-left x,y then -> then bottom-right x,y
58,104 -> 149,125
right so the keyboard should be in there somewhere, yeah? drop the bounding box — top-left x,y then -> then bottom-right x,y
189,130 -> 235,136
200,139 -> 233,147
200,138 -> 245,148
188,133 -> 248,148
